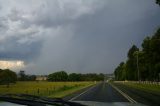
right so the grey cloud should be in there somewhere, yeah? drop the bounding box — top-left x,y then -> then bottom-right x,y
0,17 -> 8,32
69,0 -> 160,73
26,0 -> 160,74
0,0 -> 159,74
33,0 -> 106,27
8,9 -> 22,22
0,15 -> 43,61
0,0 -> 106,62
0,35 -> 43,61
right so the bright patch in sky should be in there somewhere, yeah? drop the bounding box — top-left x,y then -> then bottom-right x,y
0,60 -> 25,70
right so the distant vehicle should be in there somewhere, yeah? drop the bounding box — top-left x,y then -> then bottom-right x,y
0,94 -> 147,106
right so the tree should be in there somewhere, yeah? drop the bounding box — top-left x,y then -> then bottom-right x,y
114,28 -> 160,81
114,62 -> 126,80
47,71 -> 68,81
148,28 -> 160,80
68,73 -> 81,81
98,73 -> 105,81
126,45 -> 139,80
156,0 -> 160,5
18,70 -> 27,81
48,71 -> 105,81
0,69 -> 17,87
79,73 -> 104,81
26,75 -> 36,81
141,28 -> 160,81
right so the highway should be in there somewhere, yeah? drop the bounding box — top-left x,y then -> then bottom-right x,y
64,82 -> 160,106
66,82 -> 130,102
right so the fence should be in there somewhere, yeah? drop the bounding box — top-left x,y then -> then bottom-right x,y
114,81 -> 160,85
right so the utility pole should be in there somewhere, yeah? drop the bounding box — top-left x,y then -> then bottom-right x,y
136,51 -> 140,82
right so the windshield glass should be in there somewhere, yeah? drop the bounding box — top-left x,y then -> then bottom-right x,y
0,0 -> 160,106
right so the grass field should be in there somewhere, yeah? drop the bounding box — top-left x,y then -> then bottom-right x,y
0,81 -> 94,98
113,81 -> 160,94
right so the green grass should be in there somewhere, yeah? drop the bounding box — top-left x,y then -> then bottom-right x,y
0,81 -> 94,98
114,82 -> 160,94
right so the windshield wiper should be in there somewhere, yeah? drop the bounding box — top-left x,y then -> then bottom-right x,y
0,94 -> 86,106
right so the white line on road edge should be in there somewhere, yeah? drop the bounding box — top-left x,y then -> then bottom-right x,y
69,84 -> 97,101
109,83 -> 137,104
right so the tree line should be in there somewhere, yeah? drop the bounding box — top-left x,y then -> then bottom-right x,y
18,70 -> 36,81
47,71 -> 104,81
114,28 -> 160,81
0,69 -> 104,87
0,69 -> 36,86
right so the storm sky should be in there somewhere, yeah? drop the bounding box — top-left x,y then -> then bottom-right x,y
0,0 -> 160,74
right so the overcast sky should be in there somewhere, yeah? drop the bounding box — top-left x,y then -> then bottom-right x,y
0,0 -> 160,74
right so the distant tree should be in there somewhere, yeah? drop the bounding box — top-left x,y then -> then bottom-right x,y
68,73 -> 81,81
156,0 -> 160,5
0,69 -> 17,87
47,71 -> 105,82
18,70 -> 27,81
47,71 -> 68,81
98,73 -> 105,81
26,75 -> 36,81
80,73 -> 104,81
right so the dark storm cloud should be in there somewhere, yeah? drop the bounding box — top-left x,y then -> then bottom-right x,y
68,0 -> 160,73
0,20 -> 43,62
0,0 -> 159,74
0,35 -> 43,61
33,0 -> 160,74
0,17 -> 8,32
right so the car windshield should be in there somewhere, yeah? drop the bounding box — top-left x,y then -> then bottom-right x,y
0,0 -> 160,106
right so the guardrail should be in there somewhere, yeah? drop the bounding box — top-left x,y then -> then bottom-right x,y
114,81 -> 160,85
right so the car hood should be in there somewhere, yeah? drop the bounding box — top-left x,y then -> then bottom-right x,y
0,102 -> 25,106
74,101 -> 147,106
0,101 -> 148,106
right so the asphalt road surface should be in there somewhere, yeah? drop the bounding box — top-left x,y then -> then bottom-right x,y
114,83 -> 160,106
64,82 -> 160,106
69,82 -> 129,102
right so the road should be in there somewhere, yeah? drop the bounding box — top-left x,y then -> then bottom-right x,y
67,82 -> 129,102
64,82 -> 160,106
114,83 -> 160,106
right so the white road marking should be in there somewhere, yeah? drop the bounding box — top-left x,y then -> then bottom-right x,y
109,83 -> 137,103
69,84 -> 98,101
